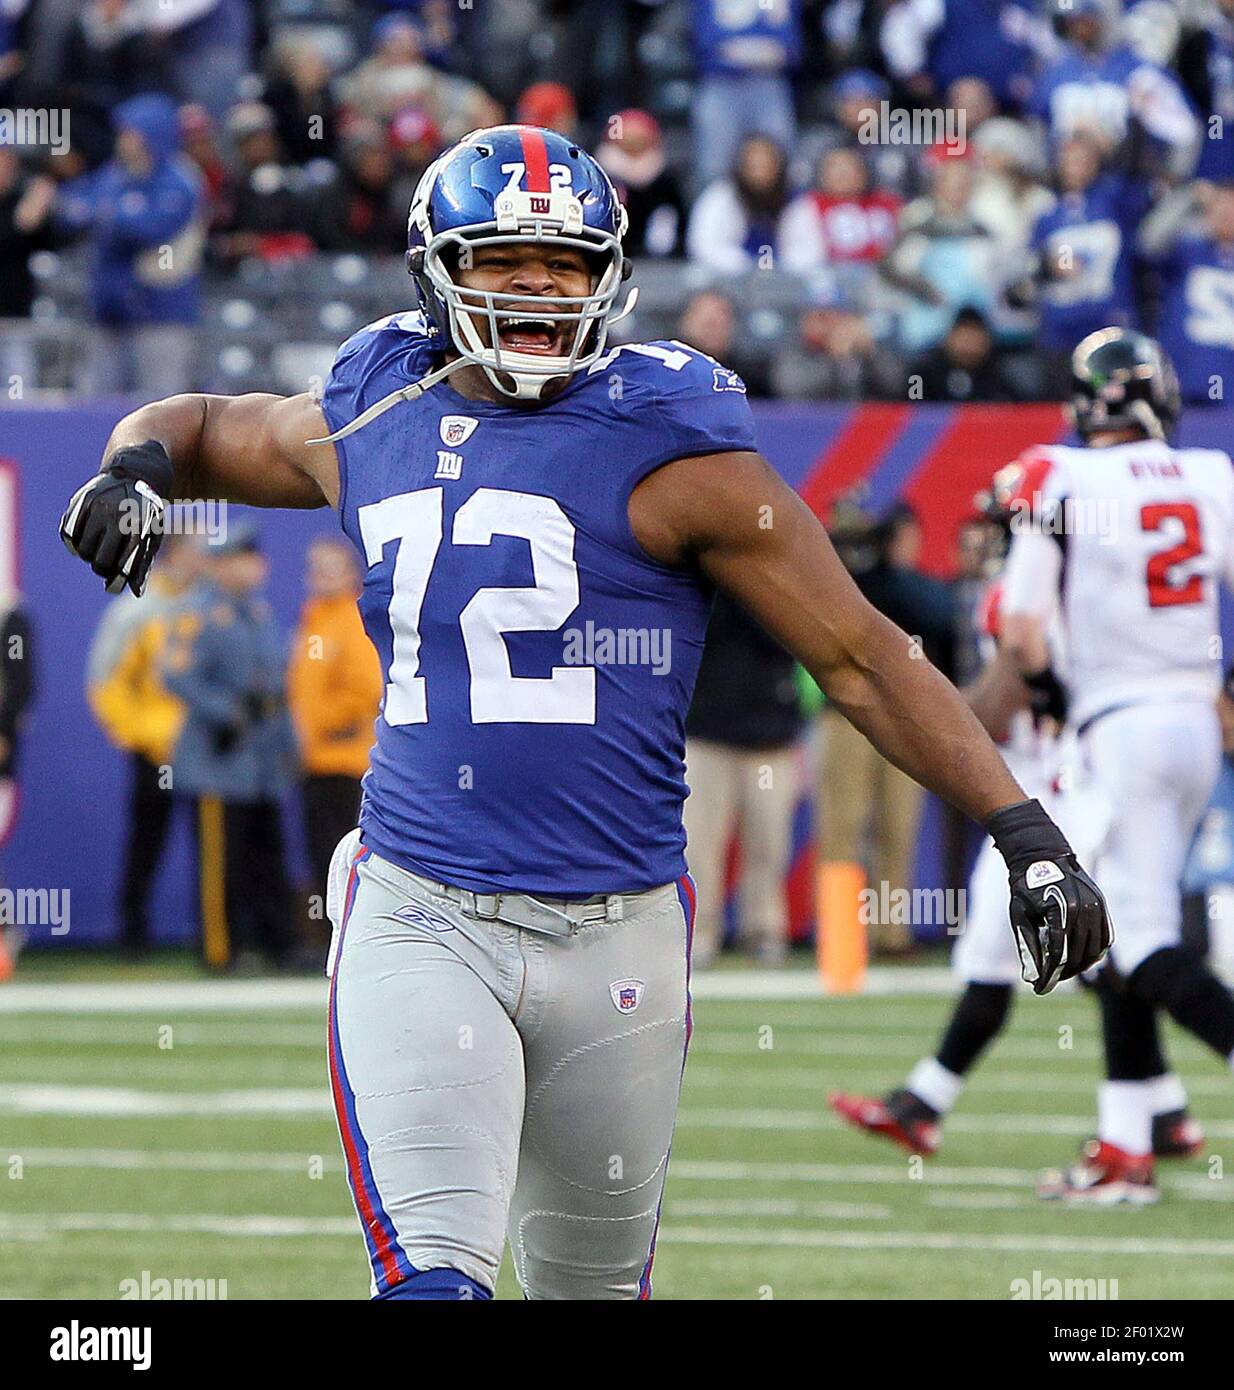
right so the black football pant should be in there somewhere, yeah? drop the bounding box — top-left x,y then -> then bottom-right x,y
302,774 -> 363,901
120,752 -> 177,953
195,795 -> 294,969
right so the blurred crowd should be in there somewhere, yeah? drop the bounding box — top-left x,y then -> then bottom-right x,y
0,0 -> 1230,399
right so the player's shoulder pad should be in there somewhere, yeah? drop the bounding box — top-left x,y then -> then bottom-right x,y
325,310 -> 438,404
1006,444 -> 1070,522
589,338 -> 758,459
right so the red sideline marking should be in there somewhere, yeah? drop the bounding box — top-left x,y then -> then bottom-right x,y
901,403 -> 1068,576
799,403 -> 911,523
518,127 -> 551,193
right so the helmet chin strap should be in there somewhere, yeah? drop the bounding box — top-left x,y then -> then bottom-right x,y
305,287 -> 640,444
305,356 -> 471,444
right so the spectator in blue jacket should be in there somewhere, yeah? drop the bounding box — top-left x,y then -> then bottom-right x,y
162,523 -> 297,972
55,93 -> 204,396
691,0 -> 799,190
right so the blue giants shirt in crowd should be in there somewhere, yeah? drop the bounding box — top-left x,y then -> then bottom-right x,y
1153,233 -> 1234,403
1196,18 -> 1234,180
322,312 -> 757,896
1030,175 -> 1149,351
926,0 -> 1034,109
691,0 -> 801,76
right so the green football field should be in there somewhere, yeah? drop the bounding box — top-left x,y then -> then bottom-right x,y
3,954 -> 1234,1300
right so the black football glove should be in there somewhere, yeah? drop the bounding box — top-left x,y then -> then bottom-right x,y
1022,666 -> 1068,729
60,440 -> 174,597
986,798 -> 1112,995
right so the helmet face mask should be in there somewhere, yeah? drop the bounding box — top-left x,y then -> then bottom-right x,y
406,127 -> 632,401
1069,327 -> 1181,444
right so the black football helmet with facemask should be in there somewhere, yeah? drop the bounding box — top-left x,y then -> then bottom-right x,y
1069,327 -> 1181,444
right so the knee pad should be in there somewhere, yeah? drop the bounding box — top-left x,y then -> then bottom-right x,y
375,1267 -> 493,1301
1130,947 -> 1234,1060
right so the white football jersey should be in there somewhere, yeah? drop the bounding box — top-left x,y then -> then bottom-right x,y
1000,439 -> 1234,727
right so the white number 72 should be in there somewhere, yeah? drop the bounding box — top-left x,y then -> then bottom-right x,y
357,486 -> 596,726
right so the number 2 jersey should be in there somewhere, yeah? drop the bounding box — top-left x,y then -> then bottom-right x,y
1000,439 -> 1234,728
320,311 -> 757,896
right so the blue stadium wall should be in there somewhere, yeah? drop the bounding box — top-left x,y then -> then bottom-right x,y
7,399 -> 1233,947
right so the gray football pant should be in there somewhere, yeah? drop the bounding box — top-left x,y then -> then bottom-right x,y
326,837 -> 695,1300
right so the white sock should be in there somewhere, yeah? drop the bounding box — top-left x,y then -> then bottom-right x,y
1145,1072 -> 1187,1116
907,1057 -> 963,1115
1097,1080 -> 1153,1156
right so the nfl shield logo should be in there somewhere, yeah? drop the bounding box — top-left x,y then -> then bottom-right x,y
439,414 -> 479,448
610,978 -> 645,1014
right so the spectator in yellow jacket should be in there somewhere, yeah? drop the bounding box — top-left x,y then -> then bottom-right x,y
86,533 -> 203,955
287,538 -> 382,898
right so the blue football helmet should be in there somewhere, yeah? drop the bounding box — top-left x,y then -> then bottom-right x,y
406,125 -> 635,400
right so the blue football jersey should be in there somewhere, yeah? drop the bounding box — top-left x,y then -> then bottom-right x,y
1029,176 -> 1148,351
1154,234 -> 1234,403
691,0 -> 800,76
321,312 -> 758,896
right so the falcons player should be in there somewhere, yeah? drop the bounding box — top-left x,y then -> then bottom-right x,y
831,469 -> 1203,1163
1001,328 -> 1232,1202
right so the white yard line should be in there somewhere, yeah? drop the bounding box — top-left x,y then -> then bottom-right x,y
8,1146 -> 1227,1210
0,1084 -> 331,1117
690,1035 -> 1092,1060
659,1226 -> 1234,1258
677,1107 -> 1234,1139
0,1211 -> 358,1238
0,967 -> 1004,1014
0,1208 -> 1228,1259
5,1085 -> 1234,1144
15,1147 -> 342,1173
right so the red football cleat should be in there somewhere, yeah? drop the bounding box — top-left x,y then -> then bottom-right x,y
1151,1109 -> 1205,1160
828,1089 -> 941,1157
1037,1139 -> 1159,1205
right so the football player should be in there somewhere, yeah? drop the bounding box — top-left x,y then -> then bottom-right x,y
831,470 -> 1201,1163
1001,328 -> 1233,1202
59,126 -> 1110,1298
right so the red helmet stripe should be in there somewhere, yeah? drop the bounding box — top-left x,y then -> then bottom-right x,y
519,127 -> 551,193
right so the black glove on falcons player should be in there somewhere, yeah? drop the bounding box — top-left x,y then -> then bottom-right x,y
59,440 -> 174,597
986,798 -> 1112,995
1022,666 -> 1068,729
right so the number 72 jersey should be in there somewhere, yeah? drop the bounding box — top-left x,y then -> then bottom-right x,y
1001,439 -> 1234,728
321,312 -> 757,898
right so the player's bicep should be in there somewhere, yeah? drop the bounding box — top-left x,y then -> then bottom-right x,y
192,392 -> 337,509
633,450 -> 885,680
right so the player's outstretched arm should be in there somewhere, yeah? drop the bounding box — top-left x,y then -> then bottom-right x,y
61,392 -> 337,596
629,449 -> 1112,992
